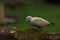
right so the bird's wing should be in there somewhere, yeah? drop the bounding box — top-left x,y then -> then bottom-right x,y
31,18 -> 50,26
31,18 -> 43,27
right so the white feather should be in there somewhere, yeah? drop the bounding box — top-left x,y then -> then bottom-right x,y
26,16 -> 51,27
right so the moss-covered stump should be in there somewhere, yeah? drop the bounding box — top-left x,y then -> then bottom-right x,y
41,33 -> 60,40
17,28 -> 60,40
0,27 -> 60,40
0,27 -> 18,40
0,27 -> 17,37
17,28 -> 45,40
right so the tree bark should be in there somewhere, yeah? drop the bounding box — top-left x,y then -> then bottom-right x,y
0,3 -> 5,22
0,2 -> 16,25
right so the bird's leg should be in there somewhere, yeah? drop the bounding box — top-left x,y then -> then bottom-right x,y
37,26 -> 42,30
35,26 -> 42,30
38,27 -> 42,29
31,23 -> 42,30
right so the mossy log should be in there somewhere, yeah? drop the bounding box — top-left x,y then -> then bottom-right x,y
0,27 -> 60,40
17,28 -> 46,40
17,28 -> 60,40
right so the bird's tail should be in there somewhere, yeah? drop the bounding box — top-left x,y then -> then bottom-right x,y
51,22 -> 54,25
46,22 -> 54,26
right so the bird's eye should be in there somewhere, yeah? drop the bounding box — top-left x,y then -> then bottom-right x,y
26,17 -> 30,19
26,18 -> 30,21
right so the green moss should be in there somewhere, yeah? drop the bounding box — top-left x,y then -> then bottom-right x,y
17,28 -> 47,40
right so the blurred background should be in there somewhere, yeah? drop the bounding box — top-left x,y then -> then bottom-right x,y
0,0 -> 60,33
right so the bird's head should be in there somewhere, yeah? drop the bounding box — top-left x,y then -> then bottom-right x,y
26,16 -> 32,21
